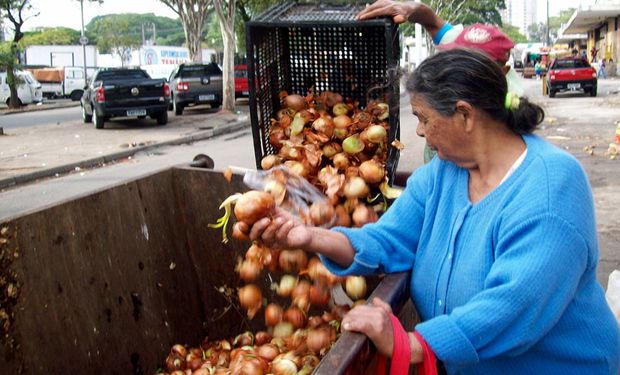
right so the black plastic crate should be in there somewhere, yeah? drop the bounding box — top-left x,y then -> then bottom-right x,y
246,1 -> 401,182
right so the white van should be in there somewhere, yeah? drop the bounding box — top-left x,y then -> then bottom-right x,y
0,70 -> 43,105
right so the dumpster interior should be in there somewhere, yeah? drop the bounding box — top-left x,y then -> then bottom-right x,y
0,166 -> 412,374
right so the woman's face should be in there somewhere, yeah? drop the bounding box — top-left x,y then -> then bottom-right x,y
411,94 -> 470,164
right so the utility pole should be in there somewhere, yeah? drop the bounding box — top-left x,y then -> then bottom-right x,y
546,0 -> 550,46
414,0 -> 422,69
152,23 -> 156,45
80,0 -> 88,87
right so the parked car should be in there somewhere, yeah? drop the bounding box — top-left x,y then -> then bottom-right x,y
0,70 -> 43,106
28,66 -> 87,101
81,67 -> 170,129
168,63 -> 223,115
234,64 -> 249,98
547,57 -> 597,98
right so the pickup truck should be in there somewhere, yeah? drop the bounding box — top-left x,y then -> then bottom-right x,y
28,66 -> 86,101
81,68 -> 170,129
547,57 -> 597,98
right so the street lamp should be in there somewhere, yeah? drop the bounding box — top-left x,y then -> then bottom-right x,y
546,0 -> 550,46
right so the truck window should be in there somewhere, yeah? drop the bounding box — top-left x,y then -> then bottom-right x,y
74,70 -> 84,79
96,69 -> 150,81
180,63 -> 222,78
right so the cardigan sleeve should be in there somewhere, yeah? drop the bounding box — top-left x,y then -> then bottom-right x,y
415,213 -> 589,370
320,163 -> 433,276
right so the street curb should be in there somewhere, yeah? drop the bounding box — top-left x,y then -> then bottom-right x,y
0,102 -> 81,116
0,118 -> 251,190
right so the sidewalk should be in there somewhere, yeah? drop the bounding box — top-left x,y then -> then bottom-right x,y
0,109 -> 250,190
0,99 -> 80,116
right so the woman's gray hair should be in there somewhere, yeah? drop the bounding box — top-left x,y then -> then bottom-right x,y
406,48 -> 544,134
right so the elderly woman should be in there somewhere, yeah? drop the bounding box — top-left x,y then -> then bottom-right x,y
242,49 -> 620,374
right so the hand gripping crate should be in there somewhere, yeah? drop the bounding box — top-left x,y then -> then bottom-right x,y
246,1 -> 401,182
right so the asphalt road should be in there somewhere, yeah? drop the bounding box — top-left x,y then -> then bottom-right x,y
0,104 -> 82,130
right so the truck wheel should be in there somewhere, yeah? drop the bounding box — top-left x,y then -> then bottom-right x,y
82,105 -> 92,123
70,90 -> 83,101
173,100 -> 184,115
156,110 -> 168,125
590,86 -> 597,97
93,107 -> 105,129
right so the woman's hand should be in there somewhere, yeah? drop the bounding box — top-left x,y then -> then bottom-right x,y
357,0 -> 444,37
238,208 -> 313,250
342,297 -> 395,357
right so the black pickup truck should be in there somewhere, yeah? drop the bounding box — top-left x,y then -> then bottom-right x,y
81,68 -> 170,129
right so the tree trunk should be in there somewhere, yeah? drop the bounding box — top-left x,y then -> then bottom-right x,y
160,0 -> 211,63
182,19 -> 204,63
7,42 -> 19,108
214,0 -> 236,111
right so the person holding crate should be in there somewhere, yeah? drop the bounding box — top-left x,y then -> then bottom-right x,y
358,0 -> 523,164
241,48 -> 620,375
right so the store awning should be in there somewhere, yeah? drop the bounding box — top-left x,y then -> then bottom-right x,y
555,33 -> 587,44
561,3 -> 620,34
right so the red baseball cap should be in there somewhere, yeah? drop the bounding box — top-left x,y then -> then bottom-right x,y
438,23 -> 515,63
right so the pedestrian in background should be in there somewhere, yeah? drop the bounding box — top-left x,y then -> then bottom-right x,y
598,58 -> 608,79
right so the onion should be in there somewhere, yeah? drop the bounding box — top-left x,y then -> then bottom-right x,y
332,103 -> 349,116
322,142 -> 342,159
309,284 -> 331,307
307,315 -> 323,328
309,202 -> 335,226
332,152 -> 350,171
273,321 -> 294,338
277,274 -> 297,297
307,327 -> 332,354
279,249 -> 308,274
352,204 -> 379,227
334,205 -> 352,227
234,191 -> 275,226
312,116 -> 334,138
345,276 -> 368,300
269,127 -> 286,149
345,166 -> 359,178
171,344 -> 188,358
353,111 -> 372,129
233,331 -> 254,347
257,343 -> 280,362
333,115 -> 352,130
271,358 -> 298,375
232,222 -> 250,241
284,306 -> 306,329
284,94 -> 306,111
366,125 -> 387,144
277,107 -> 297,120
342,134 -> 365,155
255,331 -> 272,346
284,160 -> 307,177
263,179 -> 286,205
264,303 -> 283,327
344,177 -> 370,199
165,354 -> 186,372
290,113 -> 307,136
307,257 -> 339,286
261,154 -> 281,170
237,259 -> 262,282
358,160 -> 385,184
238,284 -> 262,319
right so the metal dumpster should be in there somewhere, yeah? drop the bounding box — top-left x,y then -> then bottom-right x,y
0,166 -> 413,374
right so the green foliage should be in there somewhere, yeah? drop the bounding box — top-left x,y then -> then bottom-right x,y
85,13 -> 184,47
423,0 -> 506,26
0,41 -> 14,68
527,23 -> 546,43
91,17 -> 141,64
502,23 -> 527,44
205,12 -> 223,50
21,27 -> 81,46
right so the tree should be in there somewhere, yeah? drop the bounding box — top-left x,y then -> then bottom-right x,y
159,0 -> 212,62
0,0 -> 34,108
21,27 -> 81,46
501,23 -> 527,44
213,0 -> 235,111
527,22 -> 546,43
93,18 -> 141,65
423,0 -> 505,26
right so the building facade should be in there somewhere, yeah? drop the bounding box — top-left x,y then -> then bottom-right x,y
501,0 -> 538,37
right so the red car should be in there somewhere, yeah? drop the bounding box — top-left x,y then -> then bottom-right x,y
234,64 -> 249,98
547,57 -> 597,97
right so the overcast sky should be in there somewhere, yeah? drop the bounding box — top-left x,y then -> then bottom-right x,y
13,0 -> 599,32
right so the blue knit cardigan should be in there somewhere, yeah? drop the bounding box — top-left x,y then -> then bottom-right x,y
324,134 -> 620,374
